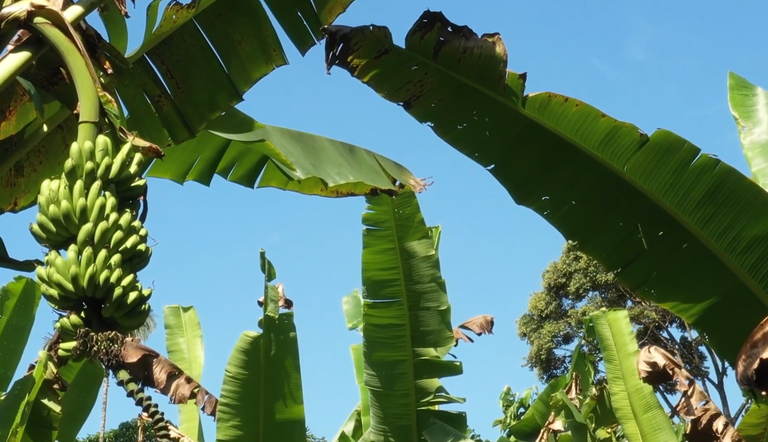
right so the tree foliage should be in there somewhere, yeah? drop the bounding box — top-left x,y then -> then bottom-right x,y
517,242 -> 710,394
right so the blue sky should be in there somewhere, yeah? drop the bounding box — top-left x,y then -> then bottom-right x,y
1,0 -> 768,440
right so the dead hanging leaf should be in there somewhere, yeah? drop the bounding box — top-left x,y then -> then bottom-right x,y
638,345 -> 743,442
120,340 -> 219,418
119,126 -> 165,159
535,412 -> 564,442
736,315 -> 768,396
564,372 -> 582,409
257,282 -> 294,310
452,315 -> 494,346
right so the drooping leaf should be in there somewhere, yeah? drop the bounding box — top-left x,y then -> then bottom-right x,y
322,11 -> 768,366
56,359 -> 105,442
164,305 -> 206,442
359,189 -> 465,441
97,0 -> 128,55
0,276 -> 41,393
588,310 -> 677,441
506,376 -> 568,442
728,71 -> 768,191
147,109 -> 425,197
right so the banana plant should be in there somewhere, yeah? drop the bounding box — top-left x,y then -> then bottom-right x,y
163,305 -> 206,442
215,249 -> 306,442
322,10 -> 768,368
331,189 -> 469,442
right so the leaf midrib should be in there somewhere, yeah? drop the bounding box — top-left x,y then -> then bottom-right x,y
385,196 -> 419,441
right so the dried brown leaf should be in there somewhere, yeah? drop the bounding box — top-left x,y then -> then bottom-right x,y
565,372 -> 582,409
453,314 -> 494,346
121,340 -> 218,418
736,315 -> 768,395
638,345 -> 743,442
257,282 -> 294,310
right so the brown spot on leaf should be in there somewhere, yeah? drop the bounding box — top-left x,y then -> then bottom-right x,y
639,345 -> 742,441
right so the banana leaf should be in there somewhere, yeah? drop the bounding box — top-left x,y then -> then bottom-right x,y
54,359 -> 105,442
728,71 -> 768,191
164,305 -> 206,442
736,397 -> 768,442
215,251 -> 305,442
0,276 -> 41,393
322,11 -> 768,365
0,351 -> 50,442
587,310 -> 676,441
147,109 -> 423,197
0,0 -> 358,212
359,189 -> 466,441
506,376 -> 568,442
332,403 -> 364,442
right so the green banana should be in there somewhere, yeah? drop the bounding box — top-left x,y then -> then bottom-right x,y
75,197 -> 88,224
82,140 -> 95,163
83,160 -> 97,188
97,155 -> 113,182
65,244 -> 79,271
72,179 -> 85,204
107,252 -> 123,270
95,268 -> 111,299
35,212 -> 65,242
109,267 -> 123,286
69,264 -> 84,295
47,204 -> 70,237
80,246 -> 94,276
58,176 -> 73,208
95,248 -> 110,274
89,196 -> 106,225
59,340 -> 77,352
86,179 -> 103,217
77,222 -> 94,250
59,200 -> 79,236
105,191 -> 118,216
117,179 -> 147,201
83,265 -> 97,297
114,303 -> 151,331
109,148 -> 128,181
62,158 -> 79,188
101,286 -> 124,317
95,134 -> 112,163
109,230 -> 126,251
69,141 -> 84,171
93,220 -> 110,250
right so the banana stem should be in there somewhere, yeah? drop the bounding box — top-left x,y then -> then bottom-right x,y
27,16 -> 99,147
0,0 -> 104,95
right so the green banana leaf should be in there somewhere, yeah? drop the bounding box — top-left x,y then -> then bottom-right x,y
350,343 -> 370,434
728,71 -> 768,191
215,251 -> 305,442
422,419 -> 474,442
0,351 -> 50,442
0,0 -> 357,212
359,189 -> 466,441
322,11 -> 768,365
0,277 -> 41,393
332,404 -> 364,442
587,309 -> 676,441
506,376 -> 568,442
736,397 -> 768,442
164,305 -> 206,442
55,359 -> 105,442
147,109 -> 423,197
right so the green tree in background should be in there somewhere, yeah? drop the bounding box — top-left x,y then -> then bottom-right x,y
77,421 -> 327,442
516,241 -> 744,421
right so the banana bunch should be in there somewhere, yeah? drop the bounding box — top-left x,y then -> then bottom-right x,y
31,133 -> 154,336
